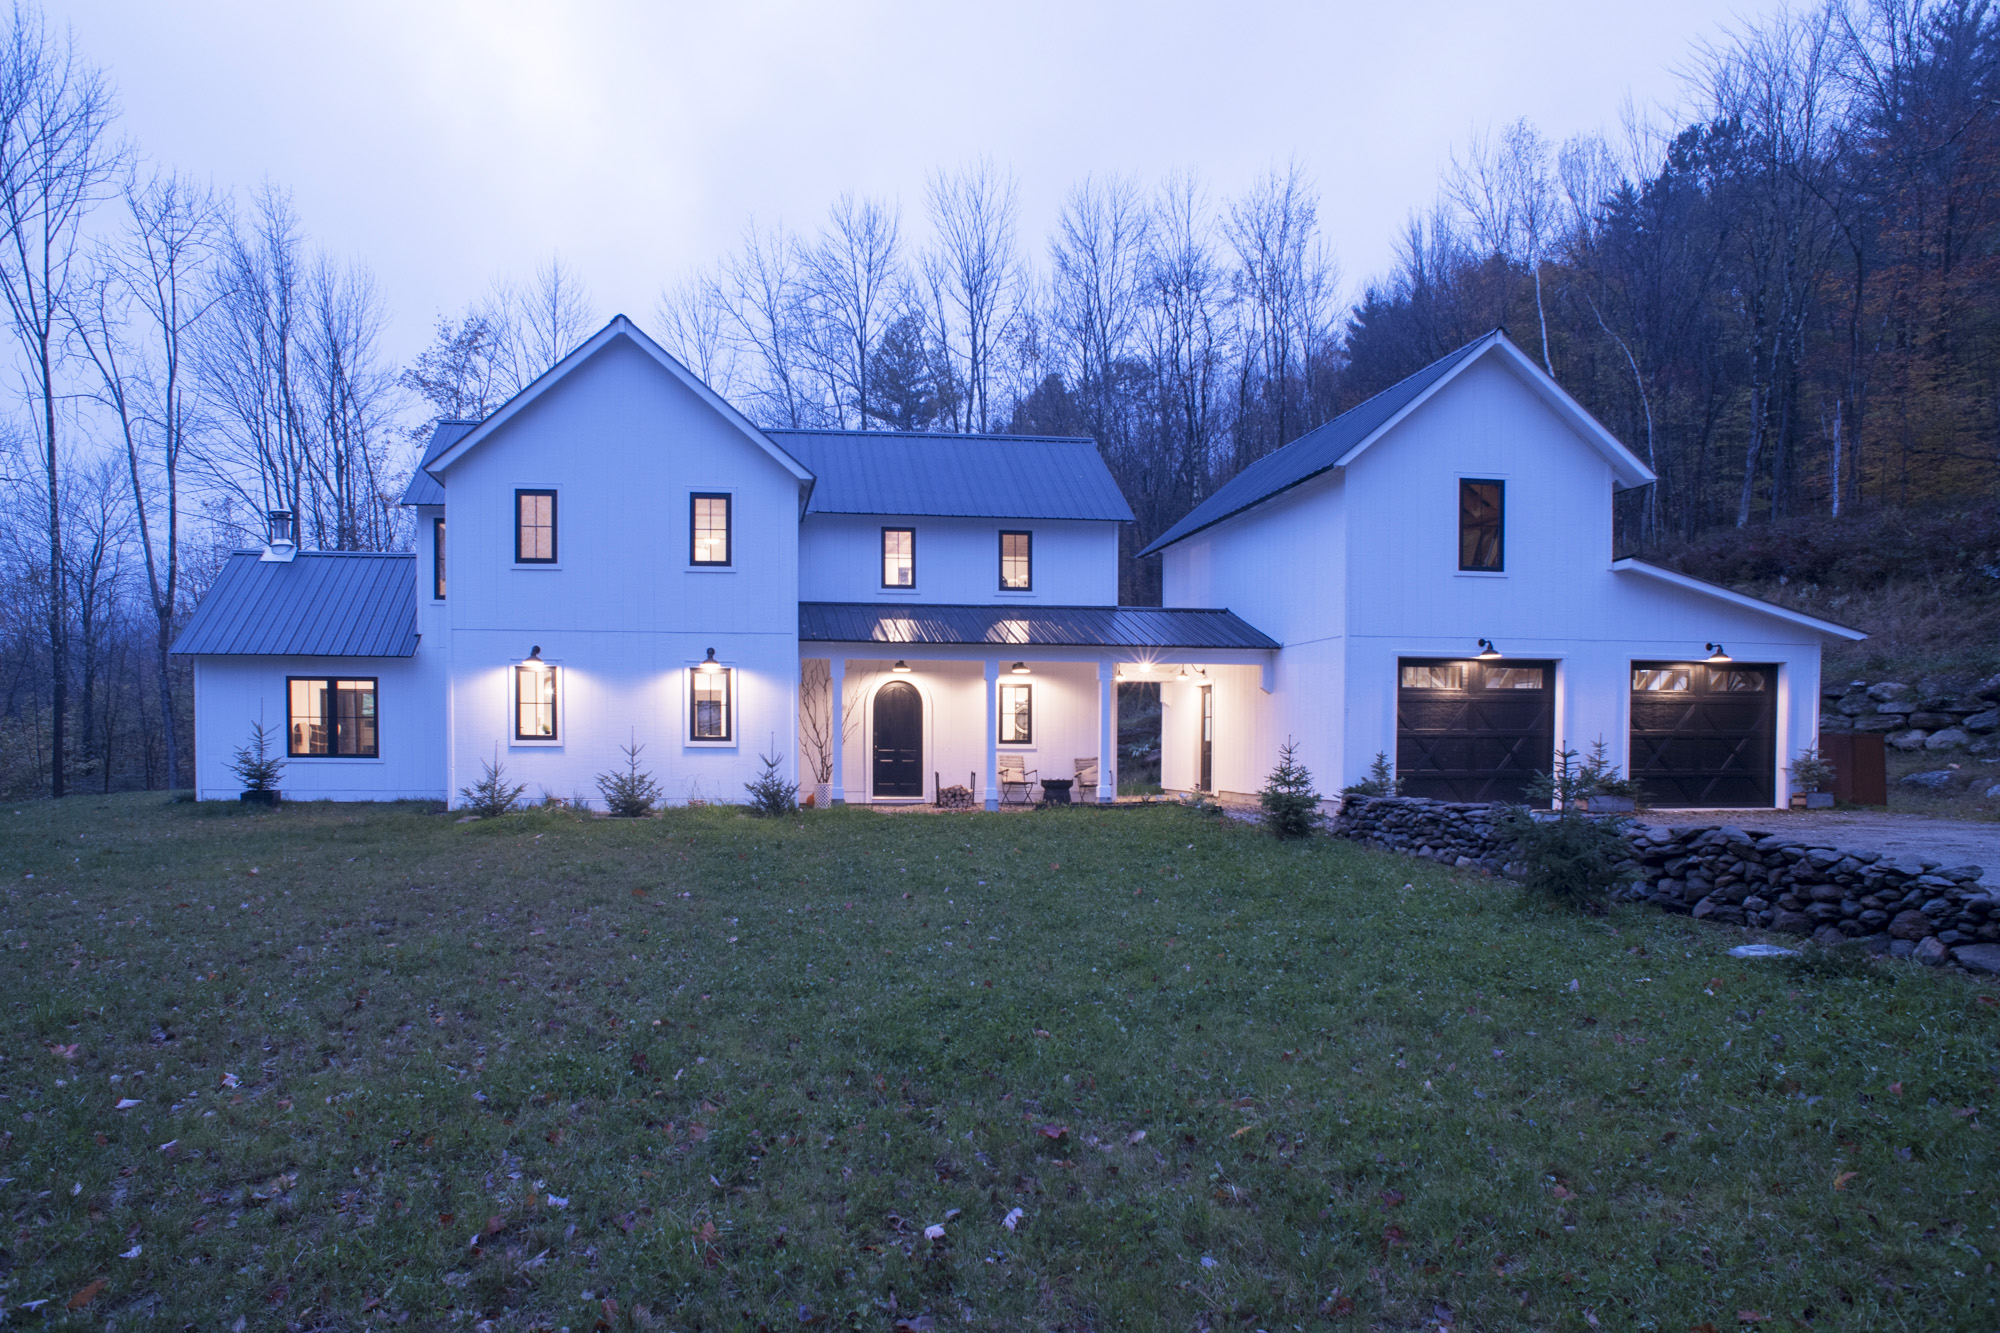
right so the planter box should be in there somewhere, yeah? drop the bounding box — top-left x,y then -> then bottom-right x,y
1579,794 -> 1635,813
1792,791 -> 1835,810
238,790 -> 280,808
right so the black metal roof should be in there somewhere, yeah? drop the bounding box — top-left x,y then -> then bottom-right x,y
172,552 -> 419,657
399,419 -> 478,506
799,602 -> 1277,650
1139,334 -> 1494,555
771,430 -> 1135,522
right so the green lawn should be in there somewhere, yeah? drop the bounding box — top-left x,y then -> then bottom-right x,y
0,796 -> 1994,1330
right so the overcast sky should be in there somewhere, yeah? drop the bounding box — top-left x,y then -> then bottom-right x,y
62,0 -> 1777,367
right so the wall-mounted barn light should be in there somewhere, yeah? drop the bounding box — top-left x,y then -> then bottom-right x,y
1009,661 -> 1030,675
891,660 -> 912,674
1705,643 -> 1731,663
698,647 -> 722,674
1476,639 -> 1502,660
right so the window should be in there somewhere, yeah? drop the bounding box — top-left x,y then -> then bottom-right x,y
999,682 -> 1032,743
1712,669 -> 1767,693
432,516 -> 446,599
1458,479 -> 1503,571
999,530 -> 1032,590
1632,667 -> 1692,693
287,677 -> 378,757
516,489 -> 556,563
515,662 -> 557,740
1482,667 -> 1545,690
882,527 -> 914,588
691,664 -> 732,741
691,493 -> 731,566
1400,663 -> 1469,690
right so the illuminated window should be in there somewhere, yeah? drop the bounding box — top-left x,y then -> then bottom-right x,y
515,662 -> 558,740
1400,663 -> 1469,690
882,527 -> 914,588
691,493 -> 731,565
1458,479 -> 1503,571
999,682 -> 1032,743
432,516 -> 446,599
1482,667 -> 1545,690
1632,667 -> 1692,693
691,664 -> 732,741
286,677 -> 378,757
516,489 -> 556,563
999,530 -> 1032,590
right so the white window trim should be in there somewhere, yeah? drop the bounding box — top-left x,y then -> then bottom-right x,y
508,659 -> 564,748
685,660 -> 739,749
686,486 -> 737,572
1454,471 -> 1508,577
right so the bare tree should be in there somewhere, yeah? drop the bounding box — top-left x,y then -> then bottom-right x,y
800,194 -> 901,428
400,309 -> 510,423
1446,119 -> 1559,371
495,254 -> 595,392
1049,173 -> 1150,445
1225,162 -> 1339,470
924,160 -> 1022,432
67,169 -> 223,790
716,219 -> 818,427
0,6 -> 119,797
655,271 -> 734,394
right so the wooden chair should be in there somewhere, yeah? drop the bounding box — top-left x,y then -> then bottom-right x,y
1073,756 -> 1100,801
998,753 -> 1038,806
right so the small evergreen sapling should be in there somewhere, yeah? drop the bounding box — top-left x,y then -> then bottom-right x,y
458,756 -> 527,818
596,741 -> 663,817
1259,738 -> 1321,839
744,748 -> 799,816
228,721 -> 286,798
1497,749 -> 1631,912
1341,751 -> 1402,798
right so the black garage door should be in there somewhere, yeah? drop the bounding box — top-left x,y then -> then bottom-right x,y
1630,662 -> 1776,807
1396,658 -> 1556,803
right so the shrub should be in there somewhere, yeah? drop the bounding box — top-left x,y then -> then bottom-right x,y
1341,751 -> 1402,797
596,741 -> 664,817
458,756 -> 527,818
1498,751 -> 1631,912
1787,746 -> 1838,793
744,749 -> 799,816
1259,738 -> 1321,839
227,721 -> 286,794
1577,737 -> 1644,801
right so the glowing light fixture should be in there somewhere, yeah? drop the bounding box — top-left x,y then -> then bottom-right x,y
698,646 -> 722,675
1476,638 -> 1502,660
1009,661 -> 1030,675
891,660 -> 912,674
1705,642 -> 1731,663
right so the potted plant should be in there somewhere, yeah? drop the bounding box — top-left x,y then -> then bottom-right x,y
1788,747 -> 1838,809
1575,738 -> 1643,813
230,721 -> 286,807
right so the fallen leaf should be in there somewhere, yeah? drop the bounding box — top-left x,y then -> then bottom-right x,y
220,1072 -> 240,1089
114,1098 -> 140,1110
1738,1314 -> 1771,1324
1325,1294 -> 1355,1316
1002,1207 -> 1023,1231
1038,1124 -> 1068,1141
1032,1028 -> 1051,1039
67,1280 -> 106,1310
1552,1185 -> 1574,1200
923,1223 -> 945,1241
1584,1311 -> 1600,1329
120,1244 -> 141,1259
1128,1129 -> 1146,1144
1381,1189 -> 1406,1208
50,1043 -> 78,1060
1888,1082 -> 1903,1096
545,1195 -> 568,1209
1690,1324 -> 1720,1333
1833,1171 -> 1858,1190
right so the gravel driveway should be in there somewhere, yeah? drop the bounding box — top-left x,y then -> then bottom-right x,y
1643,809 -> 2000,887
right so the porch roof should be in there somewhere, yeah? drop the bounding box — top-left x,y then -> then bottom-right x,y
798,602 -> 1278,651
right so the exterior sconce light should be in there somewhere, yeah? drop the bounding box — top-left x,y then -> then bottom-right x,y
698,647 -> 722,674
1705,643 -> 1731,663
1476,639 -> 1502,660
526,645 -> 544,663
1009,661 -> 1030,675
891,660 -> 912,674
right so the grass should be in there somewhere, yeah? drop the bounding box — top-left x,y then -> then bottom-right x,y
1,796 -> 1995,1331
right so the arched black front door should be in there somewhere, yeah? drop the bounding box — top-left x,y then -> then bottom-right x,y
872,681 -> 923,798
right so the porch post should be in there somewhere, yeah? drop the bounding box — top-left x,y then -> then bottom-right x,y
983,658 -> 1000,811
1098,659 -> 1116,804
828,656 -> 846,805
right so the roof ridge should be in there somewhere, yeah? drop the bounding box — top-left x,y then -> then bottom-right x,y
766,428 -> 1096,445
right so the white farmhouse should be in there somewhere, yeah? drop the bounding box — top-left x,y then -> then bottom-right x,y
174,320 -> 1860,812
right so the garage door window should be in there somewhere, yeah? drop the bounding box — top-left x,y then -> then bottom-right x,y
1400,663 -> 1468,690
1482,667 -> 1545,689
1632,667 -> 1692,692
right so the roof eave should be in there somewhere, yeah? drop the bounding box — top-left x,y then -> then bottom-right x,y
1610,559 -> 1869,640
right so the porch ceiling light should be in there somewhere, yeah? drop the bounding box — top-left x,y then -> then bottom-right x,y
1705,642 -> 1731,663
1476,638 -> 1502,660
1009,661 -> 1030,675
698,647 -> 722,674
891,660 -> 912,674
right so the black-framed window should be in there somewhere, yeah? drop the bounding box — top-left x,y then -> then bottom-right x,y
999,530 -> 1032,590
515,662 -> 557,740
432,516 -> 446,599
691,665 -> 733,741
1458,479 -> 1503,570
516,489 -> 556,563
287,676 -> 378,757
882,527 -> 914,588
691,493 -> 731,565
999,682 -> 1032,743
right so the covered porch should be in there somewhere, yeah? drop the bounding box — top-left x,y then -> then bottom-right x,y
798,603 -> 1277,810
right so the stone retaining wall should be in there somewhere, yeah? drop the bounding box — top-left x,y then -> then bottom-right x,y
1332,795 -> 2000,973
1818,671 -> 2000,756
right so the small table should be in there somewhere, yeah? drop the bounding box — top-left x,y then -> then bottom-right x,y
1039,778 -> 1074,806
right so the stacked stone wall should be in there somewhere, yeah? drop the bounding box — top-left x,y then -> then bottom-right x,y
1332,795 -> 2000,972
